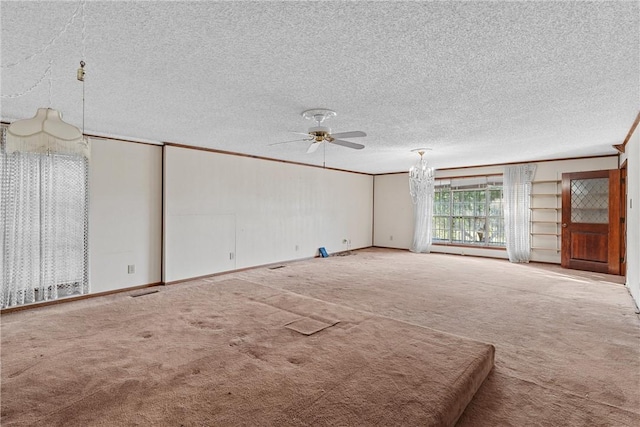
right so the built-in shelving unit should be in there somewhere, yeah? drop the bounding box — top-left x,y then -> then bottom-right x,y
530,180 -> 561,254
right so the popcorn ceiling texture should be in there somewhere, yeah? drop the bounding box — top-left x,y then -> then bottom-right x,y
1,1 -> 638,173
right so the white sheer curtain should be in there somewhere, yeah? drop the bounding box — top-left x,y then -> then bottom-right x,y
503,163 -> 536,263
409,156 -> 435,253
1,126 -> 89,308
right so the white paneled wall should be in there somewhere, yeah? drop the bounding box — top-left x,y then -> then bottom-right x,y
621,125 -> 639,308
89,138 -> 163,293
85,135 -> 633,304
163,146 -> 373,283
373,174 -> 413,249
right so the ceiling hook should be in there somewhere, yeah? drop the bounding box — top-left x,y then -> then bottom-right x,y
77,61 -> 85,81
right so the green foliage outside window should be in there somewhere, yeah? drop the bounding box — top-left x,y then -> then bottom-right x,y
433,177 -> 505,246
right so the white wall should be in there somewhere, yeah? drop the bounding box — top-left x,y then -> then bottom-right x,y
622,126 -> 639,308
373,156 -> 618,262
163,146 -> 373,283
89,138 -> 163,293
373,174 -> 413,249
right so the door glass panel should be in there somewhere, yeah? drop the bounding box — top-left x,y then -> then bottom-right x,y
570,178 -> 608,223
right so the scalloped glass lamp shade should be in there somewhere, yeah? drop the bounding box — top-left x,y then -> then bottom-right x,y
6,108 -> 88,157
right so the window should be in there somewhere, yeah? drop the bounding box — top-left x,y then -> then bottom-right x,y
432,176 -> 505,247
0,127 -> 89,308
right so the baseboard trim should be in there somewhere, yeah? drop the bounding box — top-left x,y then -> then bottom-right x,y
164,256 -> 319,286
1,282 -> 163,314
372,245 -> 511,260
164,247 -> 374,286
371,246 -> 410,251
2,247 -> 377,312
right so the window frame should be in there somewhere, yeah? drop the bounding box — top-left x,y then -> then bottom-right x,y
432,174 -> 505,249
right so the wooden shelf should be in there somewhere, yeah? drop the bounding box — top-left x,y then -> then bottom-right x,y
530,181 -> 561,254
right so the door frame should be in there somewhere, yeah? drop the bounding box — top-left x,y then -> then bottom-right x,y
620,161 -> 627,276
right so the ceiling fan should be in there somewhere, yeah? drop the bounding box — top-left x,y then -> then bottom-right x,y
271,109 -> 366,153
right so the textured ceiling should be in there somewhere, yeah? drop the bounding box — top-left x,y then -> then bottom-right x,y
2,1 -> 638,174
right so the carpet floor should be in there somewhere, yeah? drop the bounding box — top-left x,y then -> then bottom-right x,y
230,248 -> 640,426
2,248 -> 639,426
1,276 -> 493,426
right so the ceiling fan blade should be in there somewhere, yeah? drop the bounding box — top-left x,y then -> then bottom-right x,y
307,142 -> 321,153
330,139 -> 365,150
330,131 -> 367,139
268,138 -> 310,146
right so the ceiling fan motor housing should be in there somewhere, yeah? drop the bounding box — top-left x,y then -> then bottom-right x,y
309,126 -> 332,142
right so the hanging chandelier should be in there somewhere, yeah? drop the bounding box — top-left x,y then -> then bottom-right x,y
409,148 -> 434,201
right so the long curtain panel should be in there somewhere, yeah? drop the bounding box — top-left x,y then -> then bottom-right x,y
1,127 -> 89,308
409,158 -> 435,253
503,163 -> 536,263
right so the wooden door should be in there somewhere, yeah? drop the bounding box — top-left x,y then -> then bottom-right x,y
561,170 -> 621,275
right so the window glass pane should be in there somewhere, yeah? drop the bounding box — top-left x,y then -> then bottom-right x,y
489,189 -> 503,216
432,216 -> 449,241
570,178 -> 608,223
475,218 -> 486,243
462,217 -> 473,243
451,217 -> 462,242
476,190 -> 486,216
434,190 -> 450,216
452,192 -> 463,216
464,191 -> 474,216
487,217 -> 505,246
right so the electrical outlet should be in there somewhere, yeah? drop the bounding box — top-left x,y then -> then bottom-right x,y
295,245 -> 299,251
229,252 -> 235,260
127,264 -> 135,274
389,235 -> 393,241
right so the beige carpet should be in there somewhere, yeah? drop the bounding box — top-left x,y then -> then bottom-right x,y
230,248 -> 640,426
1,277 -> 494,426
2,248 -> 639,426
